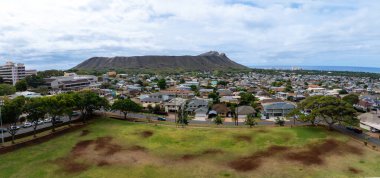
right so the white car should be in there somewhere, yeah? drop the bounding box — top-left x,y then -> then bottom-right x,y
38,120 -> 44,125
23,122 -> 33,128
10,125 -> 20,130
44,118 -> 52,123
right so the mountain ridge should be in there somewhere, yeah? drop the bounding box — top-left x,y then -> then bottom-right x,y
73,51 -> 248,72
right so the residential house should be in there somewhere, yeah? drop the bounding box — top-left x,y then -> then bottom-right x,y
235,106 -> 257,119
211,103 -> 231,117
164,98 -> 187,112
194,107 -> 209,121
186,99 -> 209,112
262,102 -> 296,119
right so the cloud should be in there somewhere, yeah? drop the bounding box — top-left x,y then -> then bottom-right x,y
0,0 -> 379,70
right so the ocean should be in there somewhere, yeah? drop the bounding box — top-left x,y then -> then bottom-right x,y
251,66 -> 380,73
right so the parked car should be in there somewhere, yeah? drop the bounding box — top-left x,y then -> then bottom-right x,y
0,128 -> 7,132
10,125 -> 20,130
54,118 -> 64,124
72,112 -> 80,116
157,117 -> 167,121
23,122 -> 33,128
38,120 -> 44,125
32,120 -> 44,126
44,118 -> 52,123
370,127 -> 379,133
346,126 -> 363,134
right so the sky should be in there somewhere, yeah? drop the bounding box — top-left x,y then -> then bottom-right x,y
0,0 -> 380,70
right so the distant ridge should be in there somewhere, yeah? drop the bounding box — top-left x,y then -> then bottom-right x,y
73,51 -> 248,72
252,66 -> 380,73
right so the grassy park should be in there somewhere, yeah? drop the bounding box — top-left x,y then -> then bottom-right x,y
1,118 -> 380,178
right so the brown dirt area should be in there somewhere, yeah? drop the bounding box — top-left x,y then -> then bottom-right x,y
180,149 -> 225,161
348,167 -> 362,174
228,145 -> 289,172
139,130 -> 154,138
229,139 -> 363,172
54,136 -> 157,174
285,139 -> 363,165
234,135 -> 252,142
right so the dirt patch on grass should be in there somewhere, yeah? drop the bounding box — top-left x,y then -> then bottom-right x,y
54,158 -> 90,173
79,130 -> 90,137
228,145 -> 289,172
285,139 -> 363,165
202,149 -> 224,155
234,135 -> 252,142
256,128 -> 269,133
179,149 -> 224,161
54,136 -> 158,174
128,145 -> 147,151
229,139 -> 364,172
140,130 -> 154,138
181,154 -> 198,161
348,167 -> 362,174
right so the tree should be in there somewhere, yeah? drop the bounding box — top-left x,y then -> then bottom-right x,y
177,105 -> 189,126
147,104 -> 154,113
291,95 -> 358,130
245,114 -> 257,128
58,93 -> 76,126
217,81 -> 228,86
275,117 -> 285,126
239,92 -> 255,105
153,104 -> 161,113
44,96 -> 65,132
0,84 -> 16,96
214,116 -> 223,125
208,92 -> 220,104
284,80 -> 293,92
73,90 -> 109,123
111,98 -> 142,120
0,77 -> 3,84
25,97 -> 47,137
339,89 -> 349,95
25,75 -> 45,88
157,79 -> 167,90
2,96 -> 25,144
313,96 -> 358,130
342,94 -> 359,105
15,80 -> 28,91
288,95 -> 324,126
271,81 -> 284,87
190,85 -> 197,92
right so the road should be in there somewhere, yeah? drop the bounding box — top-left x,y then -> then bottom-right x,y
0,115 -> 80,138
333,125 -> 380,146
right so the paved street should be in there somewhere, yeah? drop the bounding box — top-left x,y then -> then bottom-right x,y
0,115 -> 80,138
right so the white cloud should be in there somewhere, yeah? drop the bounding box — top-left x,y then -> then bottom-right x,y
0,0 -> 380,70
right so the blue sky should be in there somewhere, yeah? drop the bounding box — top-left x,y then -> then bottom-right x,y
0,0 -> 379,70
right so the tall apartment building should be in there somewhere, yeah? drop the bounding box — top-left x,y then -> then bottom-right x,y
0,61 -> 36,85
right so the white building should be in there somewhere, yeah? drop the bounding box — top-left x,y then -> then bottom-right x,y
44,72 -> 98,91
0,61 -> 33,85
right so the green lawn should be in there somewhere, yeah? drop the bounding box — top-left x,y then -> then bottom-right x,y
1,118 -> 380,178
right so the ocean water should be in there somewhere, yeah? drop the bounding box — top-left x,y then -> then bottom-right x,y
251,66 -> 380,73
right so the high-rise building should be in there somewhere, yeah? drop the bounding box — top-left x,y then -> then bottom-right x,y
0,61 -> 35,85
